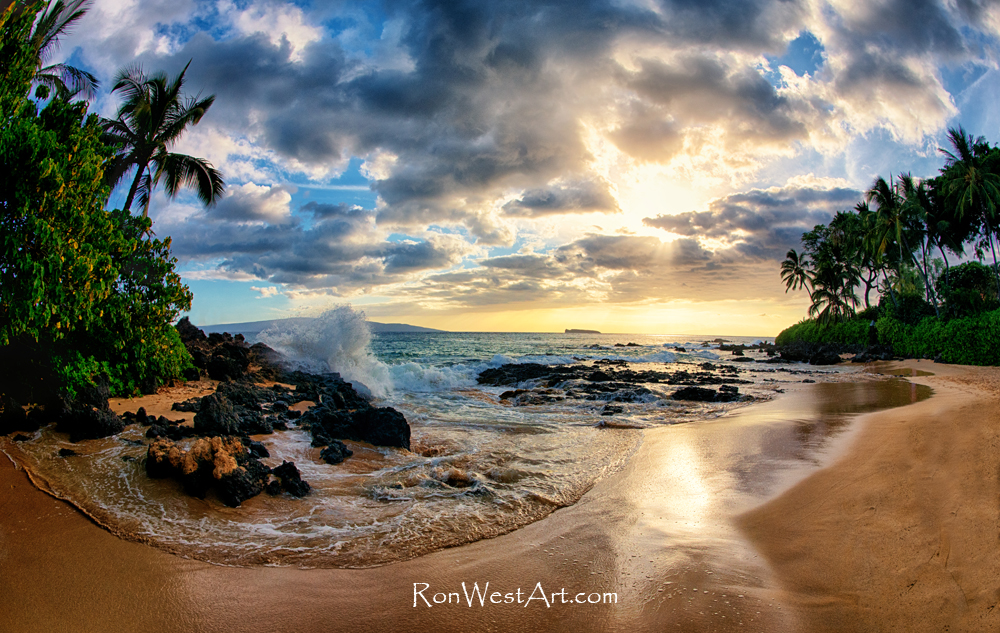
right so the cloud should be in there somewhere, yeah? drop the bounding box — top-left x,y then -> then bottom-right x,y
62,0 -> 1000,318
643,180 -> 862,259
502,178 -> 620,217
250,286 -> 279,298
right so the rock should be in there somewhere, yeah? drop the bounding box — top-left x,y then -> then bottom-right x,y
320,440 -> 353,464
351,407 -> 411,450
809,350 -> 842,366
0,394 -> 30,435
674,347 -> 687,352
134,407 -> 149,426
194,394 -> 241,436
271,401 -> 289,413
146,436 -> 271,506
265,480 -> 282,496
139,375 -> 159,396
216,459 -> 271,508
301,403 -> 411,450
171,398 -> 200,413
272,461 -> 310,497
12,433 -> 30,442
175,317 -> 207,344
58,448 -> 77,457
671,386 -> 720,402
243,439 -> 270,459
76,374 -> 111,410
60,405 -> 126,443
802,379 -> 816,383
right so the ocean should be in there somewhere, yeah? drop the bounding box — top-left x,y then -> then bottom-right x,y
5,308 -> 856,568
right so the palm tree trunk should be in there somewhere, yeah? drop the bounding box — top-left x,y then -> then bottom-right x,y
983,214 -> 1000,301
122,166 -> 144,214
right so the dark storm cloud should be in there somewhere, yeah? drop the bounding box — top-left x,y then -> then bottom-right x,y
502,178 -> 620,217
164,202 -> 468,291
643,183 -> 861,259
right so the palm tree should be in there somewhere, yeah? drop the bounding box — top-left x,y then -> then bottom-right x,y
101,61 -> 224,217
780,249 -> 812,294
939,125 -> 1000,300
26,0 -> 99,99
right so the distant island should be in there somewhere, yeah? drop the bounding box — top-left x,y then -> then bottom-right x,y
565,329 -> 601,334
201,317 -> 445,336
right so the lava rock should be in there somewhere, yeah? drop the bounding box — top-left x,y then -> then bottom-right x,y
671,386 -> 721,402
272,461 -> 311,497
194,394 -> 241,436
216,459 -> 271,508
61,405 -> 126,443
320,440 -> 353,464
58,448 -> 77,457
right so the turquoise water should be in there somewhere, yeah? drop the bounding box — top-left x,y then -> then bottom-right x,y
10,310 -> 839,568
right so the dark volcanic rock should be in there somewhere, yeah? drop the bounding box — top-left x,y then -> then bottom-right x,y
272,461 -> 311,497
320,440 -> 353,464
352,407 -> 410,450
12,433 -> 30,442
145,436 -> 273,507
302,404 -> 411,450
58,448 -> 77,457
216,459 -> 271,508
0,394 -> 31,435
671,386 -> 719,402
194,394 -> 241,436
60,405 -> 126,443
671,385 -> 743,402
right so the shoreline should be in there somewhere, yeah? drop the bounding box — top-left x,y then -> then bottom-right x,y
738,359 -> 1000,632
0,361 -> 978,632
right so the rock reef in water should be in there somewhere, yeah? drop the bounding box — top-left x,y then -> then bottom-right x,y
565,329 -> 601,334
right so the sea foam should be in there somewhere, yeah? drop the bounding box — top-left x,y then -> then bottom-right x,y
258,306 -> 394,397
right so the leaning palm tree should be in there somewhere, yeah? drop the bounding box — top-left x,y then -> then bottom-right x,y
780,248 -> 812,294
26,0 -> 99,99
939,125 -> 1000,300
101,61 -> 224,217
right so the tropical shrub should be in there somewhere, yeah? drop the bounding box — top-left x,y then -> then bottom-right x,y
0,2 -> 193,401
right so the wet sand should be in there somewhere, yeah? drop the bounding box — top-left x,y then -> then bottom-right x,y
0,363 -> 968,632
739,359 -> 1000,632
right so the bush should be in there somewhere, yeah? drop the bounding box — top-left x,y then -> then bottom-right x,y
775,316 -> 870,347
879,292 -> 935,325
935,261 -> 1000,318
876,310 -> 1000,365
0,4 -> 193,402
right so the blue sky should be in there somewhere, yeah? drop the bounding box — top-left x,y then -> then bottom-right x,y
58,0 -> 1000,333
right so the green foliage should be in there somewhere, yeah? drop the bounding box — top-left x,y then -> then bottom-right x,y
774,317 -> 869,347
876,311 -> 1000,365
1,3 -> 39,120
878,292 -> 935,326
0,8 -> 195,400
0,96 -> 122,345
935,261 -> 1000,318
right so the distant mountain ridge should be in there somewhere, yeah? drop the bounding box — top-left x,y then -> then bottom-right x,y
199,317 -> 444,335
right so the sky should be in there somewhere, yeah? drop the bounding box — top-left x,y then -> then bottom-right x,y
53,0 -> 1000,334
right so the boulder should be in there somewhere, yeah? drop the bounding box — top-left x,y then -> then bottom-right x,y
145,436 -> 272,507
61,405 -> 126,443
271,461 -> 311,497
671,386 -> 720,402
194,394 -> 241,436
320,440 -> 353,465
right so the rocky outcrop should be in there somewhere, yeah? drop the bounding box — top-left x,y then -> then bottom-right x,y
320,440 -> 353,464
175,318 -> 285,382
194,394 -> 242,436
671,385 -> 744,403
145,436 -> 289,507
271,460 -> 311,497
301,403 -> 410,450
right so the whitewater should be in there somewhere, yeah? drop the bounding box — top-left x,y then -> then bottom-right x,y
3,307 -> 852,568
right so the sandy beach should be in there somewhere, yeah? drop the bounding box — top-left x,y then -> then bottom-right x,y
1,360 -> 994,632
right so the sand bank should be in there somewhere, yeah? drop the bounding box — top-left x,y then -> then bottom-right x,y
0,363 -> 974,632
739,359 -> 1000,632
